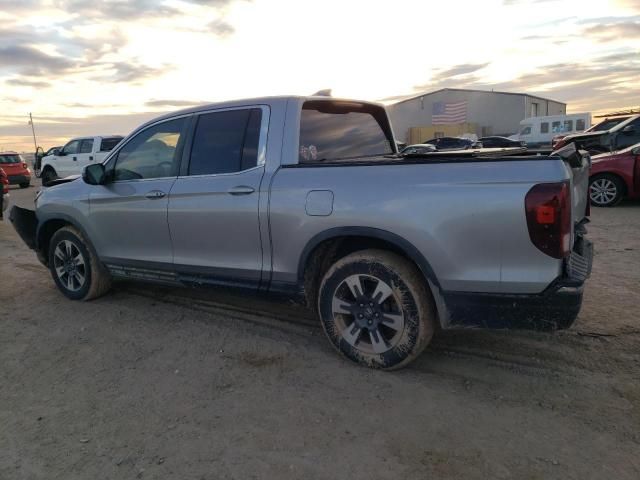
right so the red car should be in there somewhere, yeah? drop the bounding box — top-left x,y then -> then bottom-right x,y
589,142 -> 640,207
0,167 -> 9,219
0,151 -> 31,188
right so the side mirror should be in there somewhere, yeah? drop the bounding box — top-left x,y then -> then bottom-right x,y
622,125 -> 635,135
83,163 -> 106,185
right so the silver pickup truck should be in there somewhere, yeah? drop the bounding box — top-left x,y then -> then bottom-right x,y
11,96 -> 593,369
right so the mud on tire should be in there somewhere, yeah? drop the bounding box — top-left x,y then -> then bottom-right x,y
318,249 -> 436,370
48,226 -> 112,301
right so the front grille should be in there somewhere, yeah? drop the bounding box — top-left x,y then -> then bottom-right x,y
566,238 -> 593,282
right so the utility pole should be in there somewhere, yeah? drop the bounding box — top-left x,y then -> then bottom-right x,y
28,112 -> 38,152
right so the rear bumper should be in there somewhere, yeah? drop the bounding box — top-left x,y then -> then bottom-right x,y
442,237 -> 593,331
8,174 -> 30,185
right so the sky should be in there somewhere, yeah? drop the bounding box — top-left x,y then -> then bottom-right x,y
0,0 -> 639,151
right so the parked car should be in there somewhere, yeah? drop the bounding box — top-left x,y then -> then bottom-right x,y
34,146 -> 62,177
0,167 -> 9,219
553,114 -> 640,155
0,152 -> 31,188
10,96 -> 592,370
510,113 -> 591,149
421,136 -> 481,150
400,144 -> 437,155
589,143 -> 640,207
40,135 -> 123,185
478,136 -> 526,148
552,116 -> 630,149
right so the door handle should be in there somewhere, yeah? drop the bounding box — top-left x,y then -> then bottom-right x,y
228,185 -> 255,195
72,156 -> 77,161
89,156 -> 93,161
145,190 -> 166,199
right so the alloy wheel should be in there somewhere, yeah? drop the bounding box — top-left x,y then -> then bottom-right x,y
590,178 -> 617,206
53,240 -> 87,292
331,274 -> 405,354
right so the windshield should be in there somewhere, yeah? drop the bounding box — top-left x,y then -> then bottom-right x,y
520,125 -> 532,135
0,154 -> 22,164
590,117 -> 628,132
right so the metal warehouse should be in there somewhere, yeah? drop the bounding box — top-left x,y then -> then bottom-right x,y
386,88 -> 566,144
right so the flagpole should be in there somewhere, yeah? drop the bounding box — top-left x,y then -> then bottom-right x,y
28,112 -> 38,152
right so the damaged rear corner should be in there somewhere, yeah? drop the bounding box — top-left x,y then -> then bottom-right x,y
9,206 -> 38,250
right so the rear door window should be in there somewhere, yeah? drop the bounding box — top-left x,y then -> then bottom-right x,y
576,119 -> 586,131
100,137 -> 122,152
79,139 -> 94,153
540,122 -> 549,134
299,101 -> 393,163
188,108 -> 262,176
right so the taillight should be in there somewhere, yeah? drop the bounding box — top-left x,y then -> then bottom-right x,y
525,182 -> 571,259
22,162 -> 28,169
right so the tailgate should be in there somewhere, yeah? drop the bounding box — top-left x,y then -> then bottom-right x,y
554,143 -> 590,228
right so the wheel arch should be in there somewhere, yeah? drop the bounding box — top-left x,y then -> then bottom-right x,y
36,214 -> 93,265
297,227 -> 442,315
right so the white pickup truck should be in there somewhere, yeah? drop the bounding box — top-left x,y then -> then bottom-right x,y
41,135 -> 123,185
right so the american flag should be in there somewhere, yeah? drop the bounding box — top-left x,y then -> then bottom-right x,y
432,101 -> 468,124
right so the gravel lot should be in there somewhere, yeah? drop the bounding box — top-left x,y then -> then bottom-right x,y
1,183 -> 639,480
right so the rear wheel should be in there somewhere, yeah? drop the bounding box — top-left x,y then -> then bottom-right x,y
317,249 -> 436,370
41,167 -> 57,186
48,226 -> 112,300
590,174 -> 624,207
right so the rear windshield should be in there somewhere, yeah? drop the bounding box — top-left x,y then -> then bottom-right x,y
0,154 -> 21,164
298,101 -> 394,163
590,117 -> 627,132
100,137 -> 123,152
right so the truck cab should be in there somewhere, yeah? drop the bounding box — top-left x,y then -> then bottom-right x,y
41,135 -> 123,185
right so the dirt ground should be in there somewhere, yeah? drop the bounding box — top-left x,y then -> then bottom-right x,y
1,183 -> 639,480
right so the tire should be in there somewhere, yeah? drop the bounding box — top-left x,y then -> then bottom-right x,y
19,182 -> 30,189
317,249 -> 436,370
48,226 -> 112,300
41,167 -> 57,186
589,174 -> 624,207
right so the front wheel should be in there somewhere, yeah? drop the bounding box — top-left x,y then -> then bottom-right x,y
318,249 -> 436,370
590,174 -> 624,207
41,168 -> 57,186
48,226 -> 112,300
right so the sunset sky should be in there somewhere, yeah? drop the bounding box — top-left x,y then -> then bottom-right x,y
1,0 -> 639,152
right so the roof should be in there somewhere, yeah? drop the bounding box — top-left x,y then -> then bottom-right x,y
133,95 -> 385,134
388,88 -> 565,107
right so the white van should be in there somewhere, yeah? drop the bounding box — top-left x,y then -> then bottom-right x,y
509,113 -> 591,148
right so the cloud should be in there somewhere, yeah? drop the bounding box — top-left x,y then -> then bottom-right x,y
503,0 -> 557,4
583,21 -> 640,41
0,46 -> 75,76
208,18 -> 235,37
5,78 -> 51,88
430,63 -> 490,82
53,0 -> 178,20
145,99 -> 205,107
96,61 -> 167,83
